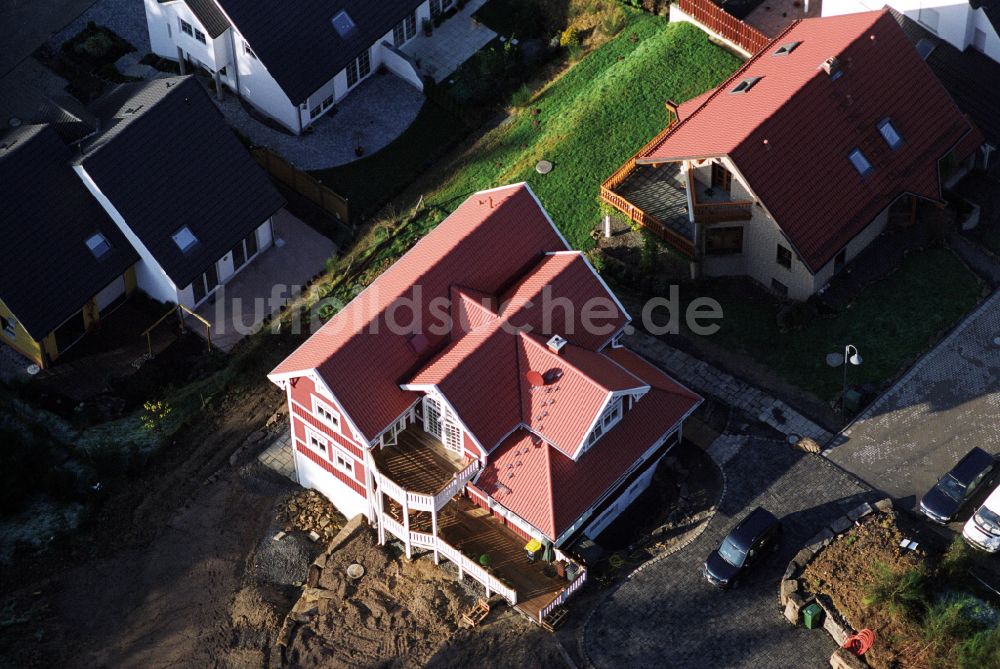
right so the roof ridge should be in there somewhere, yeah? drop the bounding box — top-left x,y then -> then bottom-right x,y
643,19 -> 801,158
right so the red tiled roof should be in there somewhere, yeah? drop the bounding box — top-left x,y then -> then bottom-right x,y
476,348 -> 702,541
639,10 -> 976,272
269,184 -> 569,442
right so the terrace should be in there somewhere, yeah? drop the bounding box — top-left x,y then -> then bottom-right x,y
372,423 -> 467,495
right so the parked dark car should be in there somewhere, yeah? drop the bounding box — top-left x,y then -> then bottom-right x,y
920,447 -> 997,524
704,507 -> 781,588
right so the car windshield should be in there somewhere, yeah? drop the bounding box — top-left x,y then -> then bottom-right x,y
938,474 -> 967,502
718,537 -> 747,567
975,506 -> 1000,536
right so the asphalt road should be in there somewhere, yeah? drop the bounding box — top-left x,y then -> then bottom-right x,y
584,436 -> 874,669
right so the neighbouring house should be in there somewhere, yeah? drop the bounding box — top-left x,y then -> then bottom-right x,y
0,125 -> 139,369
268,183 -> 702,624
823,0 -> 1000,63
600,10 -> 983,301
144,0 -> 442,134
0,75 -> 284,368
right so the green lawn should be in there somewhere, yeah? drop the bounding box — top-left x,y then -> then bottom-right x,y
687,248 -> 982,401
426,17 -> 741,249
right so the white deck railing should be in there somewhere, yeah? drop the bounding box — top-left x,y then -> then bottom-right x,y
434,459 -> 481,508
537,566 -> 588,623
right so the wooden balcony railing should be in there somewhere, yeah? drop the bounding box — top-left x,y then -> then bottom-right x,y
676,0 -> 771,55
692,200 -> 754,223
599,185 -> 696,258
537,565 -> 587,623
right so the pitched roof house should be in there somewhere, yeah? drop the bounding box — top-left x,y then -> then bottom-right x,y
601,10 -> 982,301
268,184 -> 701,623
823,0 -> 1000,64
0,76 -> 284,368
144,0 -> 439,134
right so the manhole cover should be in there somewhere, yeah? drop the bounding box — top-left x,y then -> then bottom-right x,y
25,364 -> 40,376
8,116 -> 22,128
535,159 -> 553,174
825,353 -> 844,367
994,337 -> 1000,347
347,563 -> 365,579
786,434 -> 800,445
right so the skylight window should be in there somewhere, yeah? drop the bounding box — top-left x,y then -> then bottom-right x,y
85,232 -> 111,259
773,41 -> 801,56
878,119 -> 903,149
848,148 -> 873,176
172,226 -> 199,253
331,10 -> 357,37
730,76 -> 762,94
915,38 -> 936,60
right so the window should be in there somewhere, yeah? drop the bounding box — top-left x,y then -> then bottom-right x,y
878,119 -> 903,150
180,19 -> 193,36
773,41 -> 801,56
776,244 -> 792,269
310,103 -> 322,118
232,237 -> 247,270
85,232 -> 111,259
1,315 -> 15,339
332,448 -> 352,474
194,28 -> 206,44
306,428 -> 328,454
771,278 -> 789,297
313,397 -> 341,430
974,28 -> 988,53
331,10 -> 357,37
848,148 -> 872,176
172,226 -> 199,253
346,49 -> 371,89
245,229 -> 258,258
189,262 -> 218,306
834,248 -> 847,274
601,399 -> 622,428
393,11 -> 417,47
915,37 -> 936,60
705,226 -> 744,255
243,41 -> 256,59
918,6 -> 939,32
730,76 -> 762,94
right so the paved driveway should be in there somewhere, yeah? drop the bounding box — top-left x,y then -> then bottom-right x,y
584,437 -> 872,669
825,290 -> 1000,511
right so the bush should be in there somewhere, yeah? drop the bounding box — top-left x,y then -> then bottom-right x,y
600,6 -> 629,36
940,536 -> 974,584
560,26 -> 580,47
78,32 -> 113,59
863,562 -> 928,619
958,625 -> 1000,669
510,83 -> 533,108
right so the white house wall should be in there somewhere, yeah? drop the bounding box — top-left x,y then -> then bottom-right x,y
144,0 -> 225,72
176,218 -> 275,309
822,0 -> 1000,62
72,165 -> 181,305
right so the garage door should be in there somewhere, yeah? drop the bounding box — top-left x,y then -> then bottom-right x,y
95,275 -> 126,313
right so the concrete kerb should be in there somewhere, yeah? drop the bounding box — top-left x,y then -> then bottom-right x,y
575,451 -> 728,669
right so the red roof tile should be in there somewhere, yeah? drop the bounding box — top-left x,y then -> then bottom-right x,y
639,10 -> 976,272
269,184 -> 569,442
476,349 -> 701,541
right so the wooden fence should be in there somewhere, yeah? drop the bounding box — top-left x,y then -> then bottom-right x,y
676,0 -> 772,56
252,147 -> 350,224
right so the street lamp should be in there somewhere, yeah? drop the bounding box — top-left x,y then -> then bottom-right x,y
827,344 -> 862,413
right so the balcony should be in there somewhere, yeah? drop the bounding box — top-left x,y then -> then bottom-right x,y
689,177 -> 754,224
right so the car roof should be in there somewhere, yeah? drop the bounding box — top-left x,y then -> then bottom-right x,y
727,507 -> 778,547
948,447 -> 995,484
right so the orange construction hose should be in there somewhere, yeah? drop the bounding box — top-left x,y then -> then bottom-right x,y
842,629 -> 876,656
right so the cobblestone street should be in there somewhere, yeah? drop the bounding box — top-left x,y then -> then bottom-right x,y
583,436 -> 873,669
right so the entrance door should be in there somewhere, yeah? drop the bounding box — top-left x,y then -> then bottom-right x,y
711,163 -> 732,192
217,252 -> 235,283
53,312 -> 87,353
95,275 -> 126,314
423,395 -> 463,455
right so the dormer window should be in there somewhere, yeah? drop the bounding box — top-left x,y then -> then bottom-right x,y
848,148 -> 872,176
773,41 -> 801,56
877,119 -> 903,149
171,225 -> 198,253
331,10 -> 357,38
730,76 -> 762,94
85,232 -> 111,259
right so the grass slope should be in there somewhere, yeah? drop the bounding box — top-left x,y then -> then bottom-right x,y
427,17 -> 741,248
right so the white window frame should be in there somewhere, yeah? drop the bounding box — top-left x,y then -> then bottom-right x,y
331,447 -> 352,475
877,119 -> 903,150
304,426 -> 329,456
312,396 -> 341,430
243,41 -> 257,59
346,48 -> 371,89
1,315 -> 16,339
194,28 -> 206,44
180,19 -> 193,37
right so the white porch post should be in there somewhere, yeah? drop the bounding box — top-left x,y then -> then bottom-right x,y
403,498 -> 412,559
431,506 -> 439,565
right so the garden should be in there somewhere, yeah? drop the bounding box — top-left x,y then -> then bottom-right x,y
801,510 -> 1000,669
34,22 -> 137,102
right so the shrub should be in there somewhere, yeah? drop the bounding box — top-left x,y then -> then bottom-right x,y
560,26 -> 580,47
958,625 -> 1000,669
863,562 -> 928,620
940,536 -> 974,584
77,32 -> 114,59
140,400 -> 173,434
510,83 -> 533,108
600,6 -> 629,36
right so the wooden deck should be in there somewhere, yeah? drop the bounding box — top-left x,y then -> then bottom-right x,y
373,426 -> 465,495
438,497 -> 567,621
615,163 -> 695,241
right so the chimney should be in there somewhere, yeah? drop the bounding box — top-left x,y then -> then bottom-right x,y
821,57 -> 842,79
546,334 -> 567,355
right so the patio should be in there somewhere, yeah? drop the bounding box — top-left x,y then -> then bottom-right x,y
189,208 -> 336,351
403,0 -> 498,83
614,163 -> 695,241
437,497 -> 569,621
373,425 -> 465,495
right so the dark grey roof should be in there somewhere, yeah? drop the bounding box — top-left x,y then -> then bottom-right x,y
893,10 -> 1000,145
0,125 -> 138,340
216,0 -> 424,103
970,0 -> 1000,36
79,76 -> 285,290
29,95 -> 98,143
159,0 -> 231,38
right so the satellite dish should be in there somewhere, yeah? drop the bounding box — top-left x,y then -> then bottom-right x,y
525,370 -> 545,387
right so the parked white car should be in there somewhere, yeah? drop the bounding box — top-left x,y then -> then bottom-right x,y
963,482 -> 1000,552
